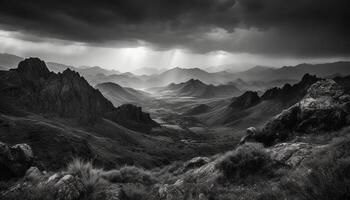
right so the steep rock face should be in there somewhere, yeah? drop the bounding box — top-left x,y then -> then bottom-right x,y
255,79 -> 350,145
0,141 -> 33,180
0,58 -> 159,130
229,91 -> 261,110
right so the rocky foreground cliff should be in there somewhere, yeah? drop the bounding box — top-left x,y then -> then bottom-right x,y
2,78 -> 350,200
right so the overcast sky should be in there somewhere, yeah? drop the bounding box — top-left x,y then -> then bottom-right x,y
0,0 -> 349,72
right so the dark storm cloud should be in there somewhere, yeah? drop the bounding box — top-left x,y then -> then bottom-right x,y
0,0 -> 349,57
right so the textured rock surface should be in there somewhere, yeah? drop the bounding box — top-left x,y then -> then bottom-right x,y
268,142 -> 326,167
0,141 -> 33,180
254,79 -> 350,145
183,156 -> 210,171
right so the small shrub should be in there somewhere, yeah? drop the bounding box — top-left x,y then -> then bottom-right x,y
216,143 -> 274,183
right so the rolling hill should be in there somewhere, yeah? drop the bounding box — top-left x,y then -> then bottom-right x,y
96,82 -> 153,107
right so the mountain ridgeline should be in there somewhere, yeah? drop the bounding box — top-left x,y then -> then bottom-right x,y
0,58 -> 158,132
1,53 -> 350,89
151,79 -> 242,98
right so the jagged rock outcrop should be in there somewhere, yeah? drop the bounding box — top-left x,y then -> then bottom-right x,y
254,79 -> 350,145
229,91 -> 261,110
261,74 -> 320,101
0,58 -> 159,130
0,141 -> 33,180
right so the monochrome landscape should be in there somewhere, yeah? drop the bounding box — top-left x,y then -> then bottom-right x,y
0,0 -> 350,200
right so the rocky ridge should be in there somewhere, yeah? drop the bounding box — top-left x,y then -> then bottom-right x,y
254,79 -> 350,145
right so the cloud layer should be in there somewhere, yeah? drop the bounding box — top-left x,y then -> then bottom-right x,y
0,0 -> 349,57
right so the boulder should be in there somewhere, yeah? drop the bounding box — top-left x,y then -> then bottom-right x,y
25,166 -> 42,181
0,141 -> 33,180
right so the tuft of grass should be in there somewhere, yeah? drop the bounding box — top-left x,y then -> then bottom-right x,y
66,158 -> 108,197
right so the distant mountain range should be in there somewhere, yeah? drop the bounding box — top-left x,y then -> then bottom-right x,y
232,62 -> 350,81
1,53 -> 350,89
149,79 -> 242,98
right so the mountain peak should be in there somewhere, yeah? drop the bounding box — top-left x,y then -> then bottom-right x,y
229,91 -> 261,110
16,57 -> 50,79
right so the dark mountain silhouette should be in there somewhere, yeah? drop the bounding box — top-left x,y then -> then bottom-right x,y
0,57 -> 158,132
229,91 -> 261,110
152,79 -> 242,98
261,74 -> 320,101
96,82 -> 152,106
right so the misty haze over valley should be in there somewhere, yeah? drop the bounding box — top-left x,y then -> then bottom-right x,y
0,1 -> 350,200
